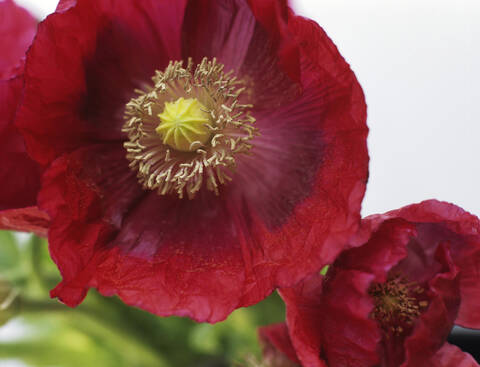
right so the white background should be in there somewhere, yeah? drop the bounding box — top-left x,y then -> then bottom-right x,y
293,0 -> 480,218
14,0 -> 480,217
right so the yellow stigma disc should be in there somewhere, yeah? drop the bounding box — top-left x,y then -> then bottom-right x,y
156,97 -> 211,152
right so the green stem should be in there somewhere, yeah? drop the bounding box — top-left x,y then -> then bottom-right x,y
20,298 -> 67,313
29,236 -> 48,292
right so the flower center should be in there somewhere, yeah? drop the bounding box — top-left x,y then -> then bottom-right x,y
123,58 -> 257,199
369,275 -> 428,336
156,97 -> 211,152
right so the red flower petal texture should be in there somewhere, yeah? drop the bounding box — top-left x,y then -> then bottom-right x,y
0,0 -> 47,234
17,0 -> 368,321
0,0 -> 36,79
431,343 -> 479,367
280,200 -> 480,366
0,206 -> 49,237
0,77 -> 41,211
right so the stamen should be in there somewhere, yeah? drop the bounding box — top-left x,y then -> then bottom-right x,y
369,274 -> 428,336
123,58 -> 257,199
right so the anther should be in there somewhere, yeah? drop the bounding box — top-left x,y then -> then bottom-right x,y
369,275 -> 428,336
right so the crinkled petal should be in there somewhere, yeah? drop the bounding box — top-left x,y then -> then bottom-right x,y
0,0 -> 36,79
454,250 -> 480,328
335,218 -> 415,280
0,77 -> 42,210
17,0 -> 188,165
279,275 -> 327,367
0,2 -> 40,213
0,206 -> 49,237
231,3 -> 369,308
182,0 -> 256,72
282,271 -> 380,367
39,144 -> 244,322
401,243 -> 460,367
94,192 -> 247,322
430,343 -> 479,367
246,0 -> 299,81
55,0 -> 77,13
38,143 -> 140,305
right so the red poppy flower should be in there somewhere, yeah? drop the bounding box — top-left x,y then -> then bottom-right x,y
16,0 -> 368,321
279,200 -> 480,366
0,0 -> 47,236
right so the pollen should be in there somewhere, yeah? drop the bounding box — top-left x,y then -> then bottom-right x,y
156,98 -> 211,152
123,58 -> 257,199
369,274 -> 428,336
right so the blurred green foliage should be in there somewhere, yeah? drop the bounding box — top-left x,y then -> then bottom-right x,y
0,231 -> 286,367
